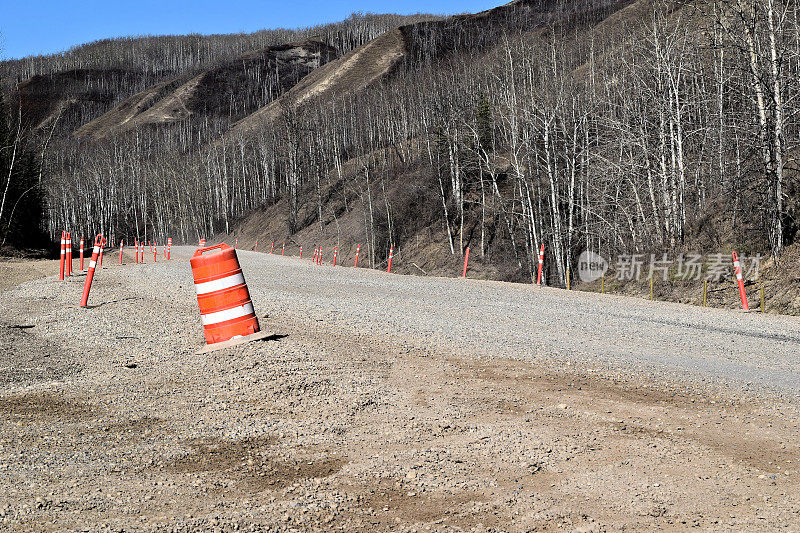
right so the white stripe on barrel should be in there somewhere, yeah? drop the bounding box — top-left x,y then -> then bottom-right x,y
200,302 -> 255,326
194,272 -> 245,295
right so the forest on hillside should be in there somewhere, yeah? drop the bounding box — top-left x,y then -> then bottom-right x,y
1,0 -> 798,284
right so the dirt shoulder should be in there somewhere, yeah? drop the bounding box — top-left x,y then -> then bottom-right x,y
0,259 -> 60,292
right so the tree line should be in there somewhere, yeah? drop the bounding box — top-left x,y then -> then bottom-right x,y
4,1 -> 799,282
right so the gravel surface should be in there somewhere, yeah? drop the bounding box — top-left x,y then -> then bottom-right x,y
1,245 -> 799,530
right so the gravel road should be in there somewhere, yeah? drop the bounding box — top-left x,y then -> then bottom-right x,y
227,248 -> 800,396
1,245 -> 799,530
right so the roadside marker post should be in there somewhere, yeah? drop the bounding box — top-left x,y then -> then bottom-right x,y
462,247 -> 470,278
270,242 -> 274,254
79,236 -> 85,271
167,237 -> 172,259
282,242 -> 285,256
299,245 -> 303,259
98,237 -> 105,269
732,251 -> 749,311
66,233 -> 73,276
355,244 -> 360,267
333,246 -> 338,267
387,245 -> 394,273
80,235 -> 102,307
59,231 -> 66,280
537,243 -> 544,286
119,240 -> 123,264
703,280 -> 707,307
254,240 -> 258,253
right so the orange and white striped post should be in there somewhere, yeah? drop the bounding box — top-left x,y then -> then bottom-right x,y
119,239 -> 123,265
167,237 -> 172,259
732,251 -> 749,311
80,235 -> 102,307
281,242 -> 285,256
387,245 -> 394,273
462,247 -> 470,278
333,246 -> 338,267
317,247 -> 322,265
536,243 -> 544,286
65,233 -> 73,276
234,237 -> 238,249
79,236 -> 85,271
354,244 -> 361,267
270,241 -> 274,254
254,240 -> 258,253
98,237 -> 105,269
299,245 -> 303,259
312,246 -> 317,264
199,238 -> 206,247
153,242 -> 158,262
59,231 -> 66,280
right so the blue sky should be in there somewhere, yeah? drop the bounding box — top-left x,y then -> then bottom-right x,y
0,0 -> 501,59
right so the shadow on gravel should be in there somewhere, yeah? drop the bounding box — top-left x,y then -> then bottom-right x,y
84,296 -> 144,309
259,334 -> 289,343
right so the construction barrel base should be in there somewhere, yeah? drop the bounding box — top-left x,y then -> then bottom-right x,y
195,330 -> 273,354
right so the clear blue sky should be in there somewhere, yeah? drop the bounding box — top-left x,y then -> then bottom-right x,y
0,0 -> 501,60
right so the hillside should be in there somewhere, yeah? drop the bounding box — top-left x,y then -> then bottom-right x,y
75,40 -> 337,139
2,0 -> 798,297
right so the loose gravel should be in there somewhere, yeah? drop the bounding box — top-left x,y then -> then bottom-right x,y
0,246 -> 798,531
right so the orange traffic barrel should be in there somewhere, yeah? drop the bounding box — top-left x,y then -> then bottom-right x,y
190,243 -> 260,344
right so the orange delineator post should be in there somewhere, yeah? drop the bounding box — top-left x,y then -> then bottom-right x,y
80,236 -> 102,307
387,245 -> 394,273
119,240 -> 123,264
234,237 -> 238,249
59,231 -> 66,280
537,243 -> 544,286
254,240 -> 258,253
462,247 -> 470,278
317,247 -> 322,265
299,245 -> 303,259
190,243 -> 260,345
98,238 -> 105,269
79,236 -> 85,271
64,233 -> 72,276
354,244 -> 360,267
732,251 -> 749,311
281,242 -> 285,256
333,246 -> 338,266
270,242 -> 274,254
167,237 -> 172,259
153,243 -> 157,262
